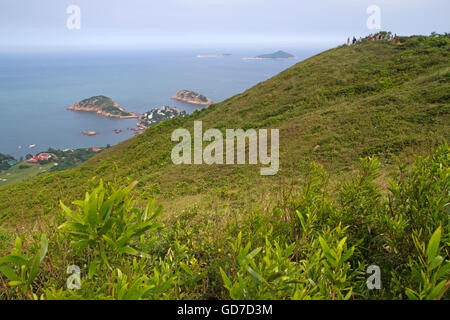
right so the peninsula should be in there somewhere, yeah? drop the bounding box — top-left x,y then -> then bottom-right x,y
172,90 -> 213,105
68,96 -> 138,119
137,106 -> 186,129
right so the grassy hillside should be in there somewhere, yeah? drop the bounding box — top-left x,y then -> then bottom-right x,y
0,35 -> 448,228
0,34 -> 449,300
0,162 -> 55,188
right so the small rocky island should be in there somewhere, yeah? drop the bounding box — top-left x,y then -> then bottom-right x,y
82,131 -> 99,136
244,50 -> 297,60
68,95 -> 138,119
137,106 -> 186,130
172,90 -> 213,105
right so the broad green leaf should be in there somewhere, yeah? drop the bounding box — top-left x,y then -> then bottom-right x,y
436,262 -> 450,278
72,239 -> 90,249
337,237 -> 347,251
27,250 -> 41,290
430,255 -> 443,270
319,236 -> 336,267
340,247 -> 354,264
117,234 -> 132,248
150,205 -> 163,220
39,234 -> 48,264
247,266 -> 265,283
59,222 -> 88,232
87,198 -> 100,228
267,271 -> 284,282
0,254 -> 27,266
426,279 -> 447,300
426,226 -> 441,263
60,201 -> 84,224
14,237 -> 22,253
118,246 -> 138,255
219,267 -> 232,288
180,263 -> 193,276
102,235 -> 116,248
88,259 -> 98,279
0,264 -> 20,282
405,288 -> 419,300
436,279 -> 450,300
248,247 -> 262,260
8,280 -> 23,287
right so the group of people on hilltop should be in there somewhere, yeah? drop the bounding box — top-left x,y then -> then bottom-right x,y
348,36 -> 362,45
347,33 -> 398,46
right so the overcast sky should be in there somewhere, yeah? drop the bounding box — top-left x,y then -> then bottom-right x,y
0,0 -> 449,51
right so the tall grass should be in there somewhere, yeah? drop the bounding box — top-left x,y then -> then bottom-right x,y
1,144 -> 448,300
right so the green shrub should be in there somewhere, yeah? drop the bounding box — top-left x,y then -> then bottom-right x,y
0,144 -> 448,300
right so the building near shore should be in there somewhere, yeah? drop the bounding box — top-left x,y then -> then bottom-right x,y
26,153 -> 53,163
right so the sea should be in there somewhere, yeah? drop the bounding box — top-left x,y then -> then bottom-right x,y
0,47 -> 323,159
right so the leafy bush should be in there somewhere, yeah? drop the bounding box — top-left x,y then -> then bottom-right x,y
0,144 -> 449,300
0,235 -> 48,299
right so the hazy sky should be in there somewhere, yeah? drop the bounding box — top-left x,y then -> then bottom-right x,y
0,0 -> 449,51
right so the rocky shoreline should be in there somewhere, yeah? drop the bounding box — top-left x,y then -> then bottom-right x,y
69,106 -> 139,119
69,96 -> 190,136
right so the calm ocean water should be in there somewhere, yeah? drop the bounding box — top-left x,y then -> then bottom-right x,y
0,48 -> 321,158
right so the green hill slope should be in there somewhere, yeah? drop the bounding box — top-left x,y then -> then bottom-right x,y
0,35 -> 448,228
0,34 -> 449,301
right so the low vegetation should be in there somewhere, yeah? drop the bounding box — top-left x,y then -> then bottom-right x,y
0,162 -> 55,188
0,144 -> 448,299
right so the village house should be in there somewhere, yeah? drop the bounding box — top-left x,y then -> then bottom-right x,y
26,153 -> 54,164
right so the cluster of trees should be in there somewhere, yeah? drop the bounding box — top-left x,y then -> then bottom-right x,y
45,148 -> 103,172
4,148 -> 102,173
0,153 -> 17,172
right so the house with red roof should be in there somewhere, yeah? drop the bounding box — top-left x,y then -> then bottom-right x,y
26,153 -> 53,164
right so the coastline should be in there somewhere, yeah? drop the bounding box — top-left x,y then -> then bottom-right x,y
67,106 -> 139,119
171,96 -> 213,105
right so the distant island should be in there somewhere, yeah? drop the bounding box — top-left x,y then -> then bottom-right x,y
68,95 -> 139,119
244,50 -> 297,60
172,90 -> 213,105
196,54 -> 232,58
